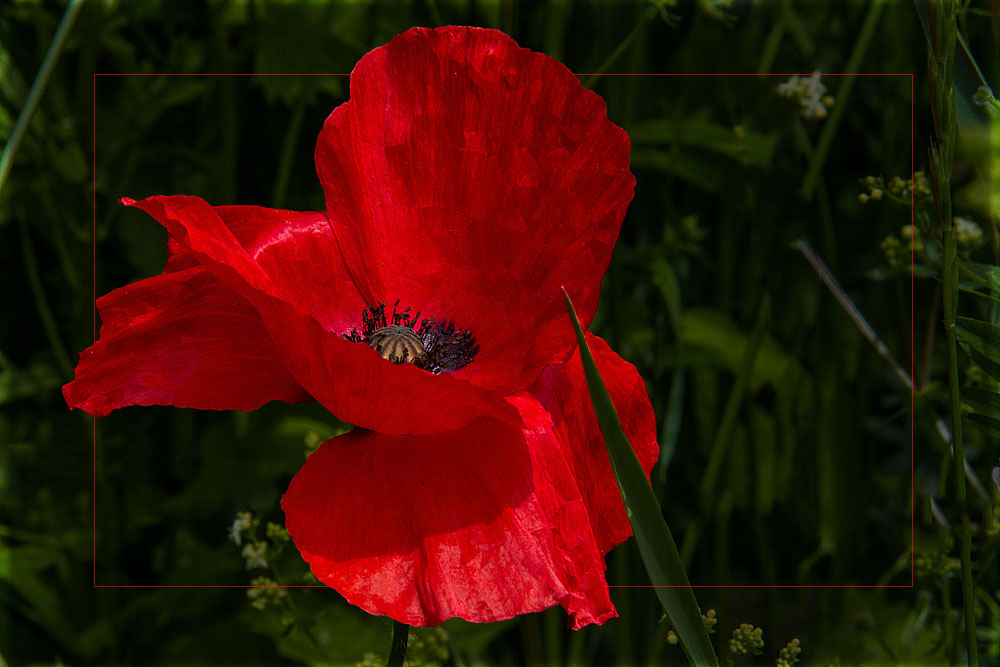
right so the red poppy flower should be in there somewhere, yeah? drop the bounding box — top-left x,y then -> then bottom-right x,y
64,26 -> 658,629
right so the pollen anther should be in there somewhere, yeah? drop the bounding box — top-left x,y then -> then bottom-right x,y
345,301 -> 477,373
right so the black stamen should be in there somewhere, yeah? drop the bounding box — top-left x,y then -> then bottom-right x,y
343,302 -> 478,373
416,320 -> 478,374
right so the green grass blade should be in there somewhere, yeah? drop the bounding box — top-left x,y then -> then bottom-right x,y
563,289 -> 718,667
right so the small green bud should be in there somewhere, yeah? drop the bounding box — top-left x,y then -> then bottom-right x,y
729,622 -> 764,656
778,637 -> 802,666
702,608 -> 718,633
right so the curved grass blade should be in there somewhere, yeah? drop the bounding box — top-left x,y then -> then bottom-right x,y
563,289 -> 718,667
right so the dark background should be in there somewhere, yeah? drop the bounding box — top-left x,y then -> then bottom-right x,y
1,1 -> 998,665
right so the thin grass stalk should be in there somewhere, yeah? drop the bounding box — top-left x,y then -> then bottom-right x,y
801,0 -> 885,201
0,0 -> 85,197
698,296 -> 771,509
925,1 -> 979,665
582,11 -> 651,90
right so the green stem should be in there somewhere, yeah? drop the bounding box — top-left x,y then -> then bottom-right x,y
582,12 -> 651,90
943,229 -> 979,667
756,22 -> 785,75
942,576 -> 957,664
793,240 -> 912,390
386,621 -> 409,667
920,285 -> 941,389
927,0 -> 979,662
0,0 -> 85,197
956,30 -> 991,94
698,296 -> 771,509
425,0 -> 443,27
18,217 -> 73,377
801,0 -> 884,200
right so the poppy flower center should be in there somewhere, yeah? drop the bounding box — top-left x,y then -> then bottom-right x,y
368,325 -> 425,364
343,301 -> 478,374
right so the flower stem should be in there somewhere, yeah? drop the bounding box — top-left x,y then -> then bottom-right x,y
386,621 -> 409,667
926,1 -> 979,664
801,0 -> 884,201
0,0 -> 84,197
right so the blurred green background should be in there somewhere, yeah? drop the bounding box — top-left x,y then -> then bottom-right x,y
2,0 -> 998,665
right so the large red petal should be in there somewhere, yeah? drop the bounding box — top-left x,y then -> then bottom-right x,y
524,333 -> 659,553
282,414 -> 617,629
315,26 -> 634,394
123,196 -> 518,435
63,266 -> 310,415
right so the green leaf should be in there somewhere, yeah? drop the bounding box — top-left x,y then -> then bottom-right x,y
955,316 -> 1000,381
629,114 -> 779,168
0,362 -> 62,404
679,307 -> 804,393
959,261 -> 1000,294
962,387 -> 1000,420
649,257 -> 683,335
563,289 -> 718,667
966,412 -> 1000,436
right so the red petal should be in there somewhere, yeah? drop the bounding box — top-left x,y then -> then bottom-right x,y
282,414 -> 617,629
123,196 -> 368,333
123,196 -> 518,435
63,267 -> 310,415
523,333 -> 659,553
315,26 -> 634,394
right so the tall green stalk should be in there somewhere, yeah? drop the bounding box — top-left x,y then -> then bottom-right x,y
0,0 -> 85,197
925,1 -> 979,665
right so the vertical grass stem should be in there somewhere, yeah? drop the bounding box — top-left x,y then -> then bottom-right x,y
926,1 -> 979,664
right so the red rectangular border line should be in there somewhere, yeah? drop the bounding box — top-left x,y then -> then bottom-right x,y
91,72 -> 915,589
